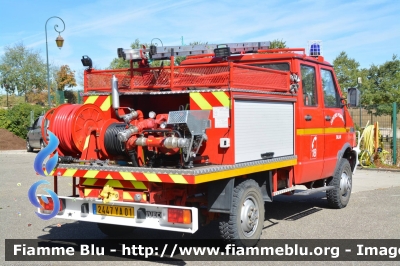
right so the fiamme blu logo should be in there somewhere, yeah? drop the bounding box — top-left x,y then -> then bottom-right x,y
28,131 -> 60,220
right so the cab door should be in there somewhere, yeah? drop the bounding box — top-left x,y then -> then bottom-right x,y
319,67 -> 347,178
295,63 -> 325,183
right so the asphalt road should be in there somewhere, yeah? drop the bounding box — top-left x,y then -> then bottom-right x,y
1,151 -> 400,265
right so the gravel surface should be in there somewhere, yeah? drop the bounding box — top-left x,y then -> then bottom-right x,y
0,129 -> 26,150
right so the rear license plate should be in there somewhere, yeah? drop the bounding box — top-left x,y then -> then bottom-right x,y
94,204 -> 134,218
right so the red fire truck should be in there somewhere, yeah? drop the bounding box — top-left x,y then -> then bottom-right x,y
39,41 -> 359,246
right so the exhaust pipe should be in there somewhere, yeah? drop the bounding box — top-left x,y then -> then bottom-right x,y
111,75 -> 120,109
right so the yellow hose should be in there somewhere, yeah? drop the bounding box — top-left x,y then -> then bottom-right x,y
359,122 -> 380,166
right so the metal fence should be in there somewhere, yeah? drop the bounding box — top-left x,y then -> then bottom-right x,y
348,104 -> 399,166
55,90 -> 83,105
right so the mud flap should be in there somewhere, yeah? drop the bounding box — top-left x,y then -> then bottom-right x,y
208,178 -> 234,213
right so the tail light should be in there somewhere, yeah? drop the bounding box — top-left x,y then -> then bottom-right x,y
167,208 -> 191,224
38,196 -> 65,212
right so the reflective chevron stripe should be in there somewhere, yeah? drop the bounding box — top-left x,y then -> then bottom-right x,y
84,95 -> 112,111
190,91 -> 230,110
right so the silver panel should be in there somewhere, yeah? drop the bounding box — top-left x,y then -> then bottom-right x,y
234,100 -> 294,163
167,110 -> 210,135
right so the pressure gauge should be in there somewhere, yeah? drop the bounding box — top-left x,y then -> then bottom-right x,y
149,111 -> 156,119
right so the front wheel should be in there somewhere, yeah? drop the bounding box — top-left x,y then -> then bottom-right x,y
219,179 -> 265,247
326,158 -> 352,209
26,139 -> 33,152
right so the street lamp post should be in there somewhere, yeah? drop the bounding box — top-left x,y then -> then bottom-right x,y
358,77 -> 362,127
45,16 -> 65,108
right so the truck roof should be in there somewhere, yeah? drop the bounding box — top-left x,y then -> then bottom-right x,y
180,48 -> 332,67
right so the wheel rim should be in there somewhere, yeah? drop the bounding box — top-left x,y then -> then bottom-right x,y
240,195 -> 259,237
339,172 -> 351,197
26,141 -> 30,150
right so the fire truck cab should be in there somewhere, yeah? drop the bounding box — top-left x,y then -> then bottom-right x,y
38,41 -> 358,247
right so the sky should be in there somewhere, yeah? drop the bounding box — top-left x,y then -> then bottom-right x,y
0,0 -> 399,91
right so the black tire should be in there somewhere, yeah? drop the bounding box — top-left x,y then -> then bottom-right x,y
26,139 -> 33,152
219,179 -> 265,247
97,223 -> 135,237
326,159 -> 352,209
40,140 -> 46,150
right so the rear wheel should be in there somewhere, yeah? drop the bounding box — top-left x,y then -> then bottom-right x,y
97,223 -> 135,237
326,159 -> 352,209
26,139 -> 33,152
219,179 -> 264,247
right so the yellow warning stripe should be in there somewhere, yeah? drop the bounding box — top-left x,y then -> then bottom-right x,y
194,158 -> 297,184
83,135 -> 90,150
212,91 -> 230,107
120,172 -> 136,181
84,95 -> 98,104
82,179 -> 97,186
123,192 -> 134,200
169,174 -> 188,184
143,173 -> 162,182
190,92 -> 212,110
100,96 -> 112,111
84,189 -> 93,197
83,170 -> 99,178
64,169 -> 78,177
297,127 -> 349,135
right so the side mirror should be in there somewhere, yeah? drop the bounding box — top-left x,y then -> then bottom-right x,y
347,87 -> 360,107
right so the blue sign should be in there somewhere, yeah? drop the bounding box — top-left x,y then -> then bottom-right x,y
29,130 -> 60,220
28,180 -> 60,220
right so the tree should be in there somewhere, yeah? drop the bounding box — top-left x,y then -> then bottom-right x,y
0,43 -> 47,101
362,55 -> 400,116
333,51 -> 361,94
108,39 -> 151,69
109,57 -> 130,69
56,65 -> 77,90
269,39 -> 287,49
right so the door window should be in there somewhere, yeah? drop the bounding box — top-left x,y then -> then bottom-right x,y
300,65 -> 317,106
321,69 -> 341,108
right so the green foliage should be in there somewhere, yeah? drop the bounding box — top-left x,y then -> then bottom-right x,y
331,51 -> 398,117
2,103 -> 47,138
0,43 -> 47,99
363,55 -> 400,116
56,65 -> 77,91
333,51 -> 361,95
0,109 -> 10,129
0,94 -> 25,107
109,57 -> 130,69
269,39 -> 287,49
64,90 -> 77,104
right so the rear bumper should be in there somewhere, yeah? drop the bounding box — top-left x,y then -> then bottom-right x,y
39,196 -> 198,234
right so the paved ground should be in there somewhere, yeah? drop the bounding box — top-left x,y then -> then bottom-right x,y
1,151 -> 400,265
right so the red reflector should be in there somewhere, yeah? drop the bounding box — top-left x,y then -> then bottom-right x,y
167,208 -> 191,224
38,197 -> 64,211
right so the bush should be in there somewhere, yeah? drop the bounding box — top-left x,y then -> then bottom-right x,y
0,109 -> 10,129
4,103 -> 48,139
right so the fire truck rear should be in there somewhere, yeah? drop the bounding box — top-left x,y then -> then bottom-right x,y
38,41 -> 358,246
